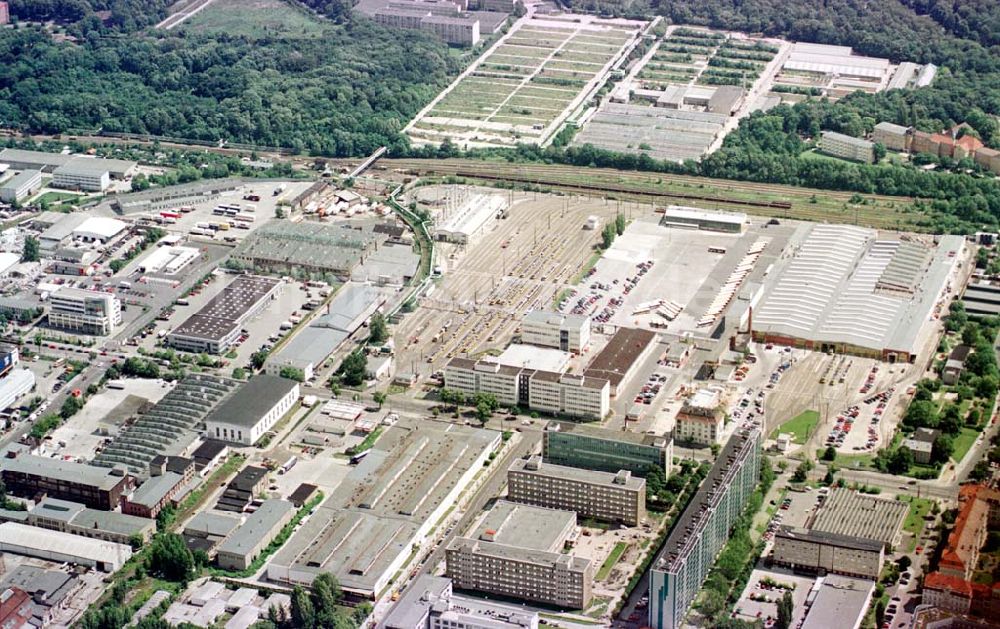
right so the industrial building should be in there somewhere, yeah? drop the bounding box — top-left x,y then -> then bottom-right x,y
0,170 -> 41,203
780,43 -> 893,94
383,574 -> 539,629
122,471 -> 187,519
92,375 -> 241,474
215,499 -> 295,571
372,0 -> 481,45
649,428 -> 761,629
659,206 -> 747,233
266,283 -> 388,381
0,369 -> 35,412
72,216 -> 128,243
204,375 -> 300,446
521,310 -> 591,353
269,420 -> 500,599
818,131 -> 876,163
799,575 -> 876,629
961,282 -> 1000,317
167,275 -> 281,354
26,497 -> 155,545
543,420 -> 672,477
445,357 -> 610,419
216,465 -> 269,512
583,327 -> 658,396
772,526 -> 885,579
752,225 -> 963,361
872,121 -> 912,152
0,453 -> 130,510
432,190 -> 506,243
809,488 -> 907,551
52,159 -> 111,192
675,387 -> 726,446
0,149 -> 136,179
231,221 -> 387,280
47,288 -> 121,335
507,455 -> 646,526
137,245 -> 200,276
0,522 -> 133,572
446,500 -> 592,608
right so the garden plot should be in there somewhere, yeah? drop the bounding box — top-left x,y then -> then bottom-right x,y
406,14 -> 645,149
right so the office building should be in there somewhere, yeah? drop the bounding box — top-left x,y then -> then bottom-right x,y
772,526 -> 885,579
383,574 -> 539,629
52,159 -> 110,192
27,497 -> 155,545
215,499 -> 295,571
0,170 -> 41,203
204,375 -> 299,446
47,288 -> 121,335
675,387 -> 726,446
872,122 -> 911,152
583,327 -> 658,396
167,275 -> 281,354
446,501 -> 592,608
508,455 -> 646,526
649,428 -> 761,629
818,131 -> 876,163
444,357 -> 610,419
809,488 -> 907,551
659,206 -> 747,233
0,522 -> 132,572
521,310 -> 591,353
543,420 -> 671,477
0,453 -> 130,510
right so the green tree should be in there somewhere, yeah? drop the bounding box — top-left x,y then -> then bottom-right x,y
279,366 -> 305,382
600,224 -> 615,249
931,434 -> 954,464
60,395 -> 83,419
615,212 -> 626,235
888,447 -> 914,474
368,313 -> 388,345
373,391 -> 386,409
146,533 -> 195,582
251,349 -> 270,370
822,445 -> 837,461
290,586 -> 316,629
21,236 -> 39,263
776,590 -> 794,629
232,367 -> 247,380
337,350 -> 367,387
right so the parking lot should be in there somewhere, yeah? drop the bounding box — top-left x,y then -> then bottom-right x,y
732,568 -> 814,628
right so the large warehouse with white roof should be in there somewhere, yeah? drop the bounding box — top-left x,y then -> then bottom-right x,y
750,224 -> 964,361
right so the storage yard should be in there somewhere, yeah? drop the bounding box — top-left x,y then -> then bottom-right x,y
406,14 -> 646,148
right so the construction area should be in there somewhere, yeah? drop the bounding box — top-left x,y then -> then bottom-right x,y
405,14 -> 647,149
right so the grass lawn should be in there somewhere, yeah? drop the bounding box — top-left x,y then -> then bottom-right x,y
596,541 -> 628,581
33,191 -> 81,205
901,496 -> 935,551
771,410 -> 820,444
185,0 -> 327,38
952,427 -> 979,464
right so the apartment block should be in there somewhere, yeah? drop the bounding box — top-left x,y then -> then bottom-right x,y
649,428 -> 761,629
543,420 -> 672,477
872,122 -> 911,152
819,131 -> 876,163
508,455 -> 646,526
445,501 -> 592,608
675,387 -> 725,446
772,526 -> 885,579
521,310 -> 591,353
47,288 -> 121,335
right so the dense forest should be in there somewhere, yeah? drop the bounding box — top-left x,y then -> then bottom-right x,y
0,18 -> 459,156
7,0 -> 173,31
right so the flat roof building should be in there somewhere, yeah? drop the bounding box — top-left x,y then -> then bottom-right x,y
873,121 -> 912,152
649,428 -> 761,629
819,131 -> 876,164
0,453 -> 130,510
508,455 -> 646,526
167,275 -> 281,354
382,574 -> 539,629
52,159 -> 111,192
902,426 -> 939,465
0,522 -> 133,572
216,499 -> 295,571
800,575 -> 876,629
269,420 -> 500,599
28,497 -> 155,545
521,310 -> 591,353
122,471 -> 187,519
772,526 -> 885,579
660,206 -> 747,233
204,375 -> 299,446
0,170 -> 41,203
675,387 -> 726,446
543,420 -> 672,477
72,216 -> 127,243
446,501 -> 592,608
48,288 -> 122,335
809,488 -> 907,551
